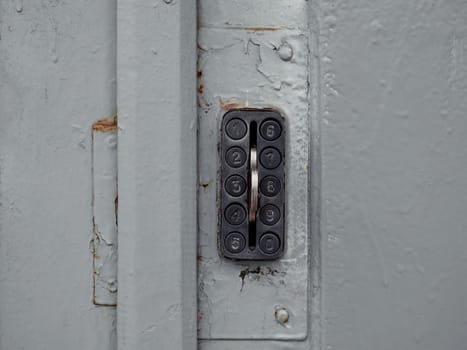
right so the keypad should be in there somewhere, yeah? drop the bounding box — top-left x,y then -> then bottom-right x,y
220,109 -> 285,260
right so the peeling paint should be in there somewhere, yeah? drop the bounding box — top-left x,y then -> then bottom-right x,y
238,266 -> 285,292
92,118 -> 118,307
219,99 -> 249,110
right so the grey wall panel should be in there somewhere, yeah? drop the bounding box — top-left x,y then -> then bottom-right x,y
0,1 -> 116,349
116,1 -> 197,349
318,0 -> 467,349
197,0 -> 316,346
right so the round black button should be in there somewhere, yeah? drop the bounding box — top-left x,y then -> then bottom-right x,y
225,203 -> 247,225
225,175 -> 247,197
260,147 -> 281,169
260,119 -> 282,141
226,147 -> 247,168
260,176 -> 281,197
226,118 -> 247,140
259,204 -> 281,225
225,232 -> 246,254
259,233 -> 280,255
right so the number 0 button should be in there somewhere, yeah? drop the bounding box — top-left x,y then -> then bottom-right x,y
259,233 -> 280,255
226,147 -> 247,168
225,203 -> 246,225
260,147 -> 281,169
260,204 -> 281,225
226,175 -> 246,197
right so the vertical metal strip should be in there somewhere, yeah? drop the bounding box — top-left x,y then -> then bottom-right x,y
92,116 -> 118,306
117,1 -> 197,349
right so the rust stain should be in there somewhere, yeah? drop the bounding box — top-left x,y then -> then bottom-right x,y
199,182 -> 210,189
92,116 -> 117,133
197,68 -> 211,108
219,100 -> 248,110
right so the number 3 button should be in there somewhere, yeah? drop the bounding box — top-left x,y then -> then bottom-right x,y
225,175 -> 246,197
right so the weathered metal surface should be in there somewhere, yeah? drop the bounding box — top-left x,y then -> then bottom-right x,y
0,0 -> 117,349
319,0 -> 467,349
197,0 -> 311,341
1,0 -> 466,349
92,117 -> 118,306
116,1 -> 197,349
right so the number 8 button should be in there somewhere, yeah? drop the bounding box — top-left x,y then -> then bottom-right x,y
260,176 -> 281,197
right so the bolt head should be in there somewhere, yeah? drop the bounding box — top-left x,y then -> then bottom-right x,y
274,307 -> 289,324
277,43 -> 293,61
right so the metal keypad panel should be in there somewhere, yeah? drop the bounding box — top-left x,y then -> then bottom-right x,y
220,109 -> 285,260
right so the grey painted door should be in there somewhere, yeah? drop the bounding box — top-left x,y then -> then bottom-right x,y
1,1 -> 467,350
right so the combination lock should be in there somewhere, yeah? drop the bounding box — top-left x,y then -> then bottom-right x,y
219,109 -> 285,260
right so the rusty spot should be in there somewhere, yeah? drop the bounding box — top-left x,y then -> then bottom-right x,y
92,116 -> 117,133
200,182 -> 210,189
274,308 -> 289,324
219,100 -> 248,110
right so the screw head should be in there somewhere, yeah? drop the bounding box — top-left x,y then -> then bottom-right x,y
277,43 -> 293,61
274,307 -> 289,324
107,278 -> 118,293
